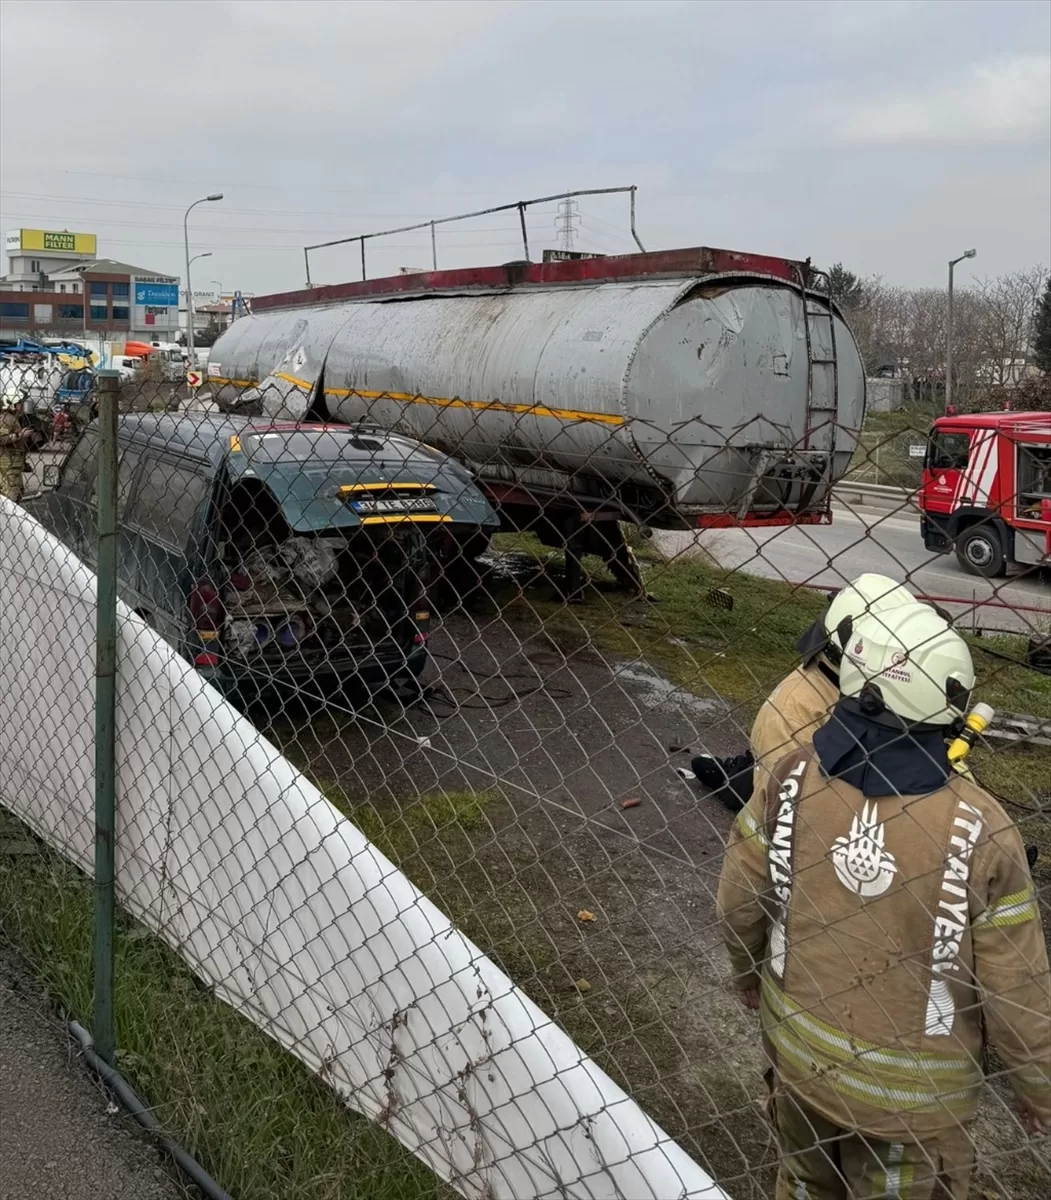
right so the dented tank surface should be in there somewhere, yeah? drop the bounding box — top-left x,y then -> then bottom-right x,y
209,274 -> 866,527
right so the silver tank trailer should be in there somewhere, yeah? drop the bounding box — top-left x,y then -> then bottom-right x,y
209,276 -> 865,529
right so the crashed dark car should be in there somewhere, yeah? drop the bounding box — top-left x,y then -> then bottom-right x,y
25,413 -> 499,701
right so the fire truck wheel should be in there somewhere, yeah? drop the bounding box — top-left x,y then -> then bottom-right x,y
955,525 -> 1006,578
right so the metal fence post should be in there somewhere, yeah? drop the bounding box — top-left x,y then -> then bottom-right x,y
93,369 -> 120,1064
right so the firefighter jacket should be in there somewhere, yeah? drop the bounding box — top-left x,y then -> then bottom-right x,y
717,747 -> 1051,1141
751,663 -> 838,770
0,409 -> 27,500
0,409 -> 24,453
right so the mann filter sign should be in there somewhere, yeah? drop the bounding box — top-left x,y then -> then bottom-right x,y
134,281 -> 179,307
5,228 -> 98,255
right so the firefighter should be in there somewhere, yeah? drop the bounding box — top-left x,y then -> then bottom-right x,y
0,390 -> 33,502
688,574 -> 918,810
717,603 -> 1050,1199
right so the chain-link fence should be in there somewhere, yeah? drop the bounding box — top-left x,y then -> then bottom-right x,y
1,367 -> 1049,1200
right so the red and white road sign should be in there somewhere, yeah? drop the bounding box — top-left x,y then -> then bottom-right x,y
186,370 -> 202,388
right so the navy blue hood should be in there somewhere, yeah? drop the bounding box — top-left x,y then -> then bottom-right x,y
812,700 -> 951,798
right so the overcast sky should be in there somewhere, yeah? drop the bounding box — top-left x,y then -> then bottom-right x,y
1,0 -> 1048,298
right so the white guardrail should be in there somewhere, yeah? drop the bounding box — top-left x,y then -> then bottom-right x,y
832,479 -> 919,513
0,497 -> 726,1200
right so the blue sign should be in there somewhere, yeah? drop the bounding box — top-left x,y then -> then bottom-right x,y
134,281 -> 178,307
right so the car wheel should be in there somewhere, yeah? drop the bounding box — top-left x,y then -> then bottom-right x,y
955,525 -> 1006,578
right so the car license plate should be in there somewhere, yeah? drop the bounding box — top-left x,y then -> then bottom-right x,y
351,496 -> 438,515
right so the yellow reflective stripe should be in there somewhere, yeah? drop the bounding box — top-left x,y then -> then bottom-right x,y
213,370 -> 628,426
359,514 -> 452,525
762,976 -> 975,1075
209,375 -> 257,388
974,886 -> 1038,929
264,370 -> 628,427
735,806 -> 769,848
766,1017 -> 976,1115
1014,1063 -> 1051,1090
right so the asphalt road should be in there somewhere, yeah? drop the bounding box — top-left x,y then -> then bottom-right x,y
0,958 -> 186,1200
659,503 -> 1050,636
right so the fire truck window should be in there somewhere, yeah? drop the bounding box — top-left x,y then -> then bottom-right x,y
929,433 -> 970,470
1017,444 -> 1051,518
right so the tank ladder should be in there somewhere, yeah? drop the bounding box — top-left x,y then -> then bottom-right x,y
796,264 -> 840,462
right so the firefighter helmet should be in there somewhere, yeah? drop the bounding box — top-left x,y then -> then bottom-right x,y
838,604 -> 975,727
797,573 -> 918,668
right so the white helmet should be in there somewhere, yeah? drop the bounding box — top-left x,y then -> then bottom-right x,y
797,573 -> 918,667
838,604 -> 975,727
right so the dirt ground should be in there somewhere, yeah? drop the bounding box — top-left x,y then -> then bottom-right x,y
260,558 -> 1049,1198
0,952 -> 189,1200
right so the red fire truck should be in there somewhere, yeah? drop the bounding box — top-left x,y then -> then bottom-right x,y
919,410 -> 1051,577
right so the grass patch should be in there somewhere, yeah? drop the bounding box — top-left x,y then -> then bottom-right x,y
962,635 -> 1051,875
966,634 -> 1051,720
490,531 -> 825,719
0,807 -> 450,1200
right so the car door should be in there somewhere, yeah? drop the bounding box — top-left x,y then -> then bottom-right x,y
54,427 -> 99,561
122,453 -> 213,644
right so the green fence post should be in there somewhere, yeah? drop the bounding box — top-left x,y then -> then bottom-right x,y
93,370 -> 120,1064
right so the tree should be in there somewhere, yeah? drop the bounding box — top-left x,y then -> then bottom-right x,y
1034,274 -> 1051,375
973,266 -> 1045,387
826,263 -> 865,310
194,325 -> 223,348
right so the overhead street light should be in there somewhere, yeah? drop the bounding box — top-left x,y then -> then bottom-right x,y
946,248 -> 977,413
183,193 -> 223,365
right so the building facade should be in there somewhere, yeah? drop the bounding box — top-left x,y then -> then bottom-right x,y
1,229 -> 180,343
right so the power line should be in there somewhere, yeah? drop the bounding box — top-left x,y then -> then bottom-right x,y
50,167 -> 537,200
0,207 -> 540,238
0,188 -> 560,222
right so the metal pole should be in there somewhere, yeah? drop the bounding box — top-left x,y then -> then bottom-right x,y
946,260 -> 954,415
93,369 -> 120,1066
945,249 -> 976,414
518,204 -> 530,261
430,221 -> 437,271
360,237 -> 367,282
629,187 -> 646,253
184,207 -> 196,370
304,246 -> 312,289
183,194 -> 223,369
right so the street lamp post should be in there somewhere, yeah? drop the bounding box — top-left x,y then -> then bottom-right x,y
946,248 -> 977,413
183,193 -> 223,368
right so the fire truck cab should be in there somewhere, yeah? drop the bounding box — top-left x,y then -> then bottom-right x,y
919,411 -> 1051,577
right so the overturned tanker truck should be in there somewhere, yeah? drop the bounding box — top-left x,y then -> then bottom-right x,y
207,247 -> 866,595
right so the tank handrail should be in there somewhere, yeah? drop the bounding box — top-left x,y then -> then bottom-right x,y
302,187 -> 645,287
